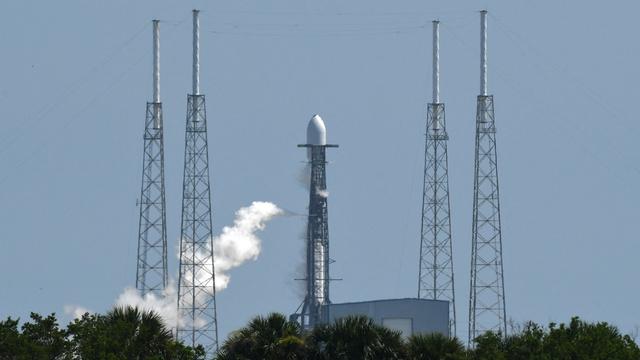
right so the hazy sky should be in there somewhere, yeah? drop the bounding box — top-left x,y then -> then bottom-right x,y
1,0 -> 639,342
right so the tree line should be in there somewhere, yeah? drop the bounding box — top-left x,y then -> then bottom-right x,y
216,313 -> 640,360
1,308 -> 639,359
0,307 -> 204,359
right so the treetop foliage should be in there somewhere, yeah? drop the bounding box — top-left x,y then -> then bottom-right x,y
0,306 -> 203,360
1,310 -> 638,360
216,314 -> 640,360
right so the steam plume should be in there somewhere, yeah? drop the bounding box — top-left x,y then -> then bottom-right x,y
115,282 -> 179,328
65,201 -> 282,327
64,305 -> 91,320
213,201 -> 284,289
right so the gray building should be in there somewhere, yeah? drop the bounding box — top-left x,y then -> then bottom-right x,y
323,298 -> 449,339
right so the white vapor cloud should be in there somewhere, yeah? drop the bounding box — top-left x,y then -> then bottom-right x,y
213,201 -> 283,289
115,282 -> 180,329
66,201 -> 283,329
64,305 -> 91,320
297,164 -> 311,189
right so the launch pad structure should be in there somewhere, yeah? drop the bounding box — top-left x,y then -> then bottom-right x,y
290,115 -> 450,339
127,7 -> 509,352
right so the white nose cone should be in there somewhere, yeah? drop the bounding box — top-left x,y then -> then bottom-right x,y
307,114 -> 327,145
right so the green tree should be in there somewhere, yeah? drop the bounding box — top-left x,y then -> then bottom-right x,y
66,306 -> 201,360
469,331 -> 506,360
306,316 -> 405,360
501,321 -> 546,360
543,317 -> 640,360
406,332 -> 466,360
0,317 -> 25,358
66,312 -> 109,359
105,306 -> 173,357
469,317 -> 640,360
20,312 -> 70,359
216,313 -> 305,360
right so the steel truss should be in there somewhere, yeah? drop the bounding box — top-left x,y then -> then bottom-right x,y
468,95 -> 507,344
294,144 -> 337,330
176,94 -> 219,356
419,102 -> 456,337
136,102 -> 168,296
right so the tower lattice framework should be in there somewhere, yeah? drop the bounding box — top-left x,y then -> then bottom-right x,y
176,94 -> 218,354
176,9 -> 219,356
290,115 -> 338,331
418,20 -> 456,337
468,94 -> 507,343
297,144 -> 337,330
468,10 -> 507,344
418,102 -> 456,336
136,20 -> 168,296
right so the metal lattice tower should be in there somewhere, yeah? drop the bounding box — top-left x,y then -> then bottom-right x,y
418,20 -> 456,337
136,20 -> 168,296
176,10 -> 219,356
468,10 -> 507,344
293,115 -> 338,330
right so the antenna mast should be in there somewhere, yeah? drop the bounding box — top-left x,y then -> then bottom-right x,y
192,9 -> 200,96
468,9 -> 507,344
136,20 -> 168,296
480,11 -> 488,96
432,20 -> 440,104
176,9 -> 219,357
418,20 -> 456,337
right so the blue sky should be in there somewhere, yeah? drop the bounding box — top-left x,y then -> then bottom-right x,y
1,0 -> 639,342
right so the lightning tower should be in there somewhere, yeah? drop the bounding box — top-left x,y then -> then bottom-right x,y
136,20 -> 168,296
468,10 -> 507,344
176,10 -> 219,355
418,20 -> 456,337
293,115 -> 338,330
